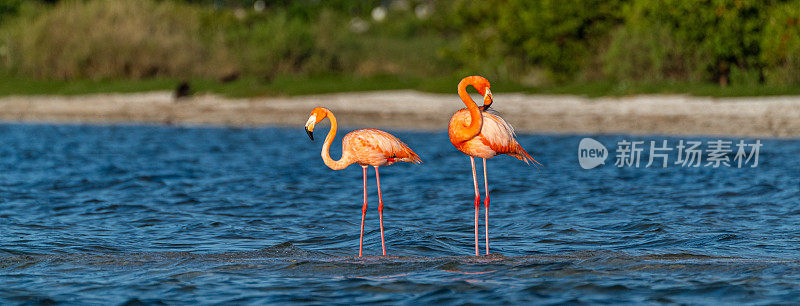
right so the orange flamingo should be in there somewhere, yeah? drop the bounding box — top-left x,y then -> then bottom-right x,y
305,107 -> 421,257
448,76 -> 542,256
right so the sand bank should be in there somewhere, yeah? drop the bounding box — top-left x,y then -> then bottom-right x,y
0,91 -> 799,137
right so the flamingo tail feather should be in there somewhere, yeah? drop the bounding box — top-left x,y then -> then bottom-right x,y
511,144 -> 542,169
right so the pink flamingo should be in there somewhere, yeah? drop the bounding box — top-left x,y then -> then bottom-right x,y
448,76 -> 541,256
305,107 -> 422,257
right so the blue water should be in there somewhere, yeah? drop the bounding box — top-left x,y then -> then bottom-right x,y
1,123 -> 799,304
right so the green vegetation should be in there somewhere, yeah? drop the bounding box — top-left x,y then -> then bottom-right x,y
1,0 -> 800,98
450,0 -> 800,87
3,0 -> 235,79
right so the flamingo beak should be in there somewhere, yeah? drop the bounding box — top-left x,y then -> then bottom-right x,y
305,127 -> 314,140
305,115 -> 316,141
482,88 -> 493,111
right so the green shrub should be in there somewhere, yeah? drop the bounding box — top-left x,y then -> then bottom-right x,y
603,0 -> 768,86
226,10 -> 315,78
443,0 -> 625,83
224,8 -> 368,78
603,1 -> 708,83
226,5 -> 454,79
4,0 -> 237,79
0,0 -> 24,22
761,0 -> 800,85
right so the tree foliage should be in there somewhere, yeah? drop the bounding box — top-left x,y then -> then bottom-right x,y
443,0 -> 625,83
448,0 -> 800,86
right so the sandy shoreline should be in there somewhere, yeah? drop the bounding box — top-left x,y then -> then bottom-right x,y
1,90 -> 799,137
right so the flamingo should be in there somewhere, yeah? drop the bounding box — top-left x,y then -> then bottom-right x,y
448,75 -> 542,256
304,107 -> 422,257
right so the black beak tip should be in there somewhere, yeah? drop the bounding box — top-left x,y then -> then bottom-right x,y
305,127 -> 314,140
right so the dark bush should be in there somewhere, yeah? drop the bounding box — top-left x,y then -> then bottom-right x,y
603,0 -> 767,86
442,0 -> 625,84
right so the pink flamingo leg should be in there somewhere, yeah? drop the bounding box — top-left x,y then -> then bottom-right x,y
375,166 -> 386,256
483,158 -> 490,255
470,156 -> 480,256
359,166 -> 368,257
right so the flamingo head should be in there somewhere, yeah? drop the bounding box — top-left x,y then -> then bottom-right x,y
464,75 -> 493,111
481,87 -> 493,111
305,107 -> 329,141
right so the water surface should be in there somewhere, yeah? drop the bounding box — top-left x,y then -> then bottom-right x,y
1,123 -> 799,304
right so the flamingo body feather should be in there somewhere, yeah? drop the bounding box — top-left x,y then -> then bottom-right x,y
448,109 -> 534,164
343,128 -> 422,167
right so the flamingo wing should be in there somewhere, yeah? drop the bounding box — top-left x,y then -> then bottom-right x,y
480,112 -> 541,166
343,129 -> 422,166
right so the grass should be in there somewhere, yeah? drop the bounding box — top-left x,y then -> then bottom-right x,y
0,74 -> 457,98
0,74 -> 180,96
2,73 -> 800,98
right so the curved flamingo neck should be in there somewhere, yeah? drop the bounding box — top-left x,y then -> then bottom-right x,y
453,77 -> 484,143
320,109 -> 351,170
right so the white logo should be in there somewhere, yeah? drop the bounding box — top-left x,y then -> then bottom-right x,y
578,138 -> 608,169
